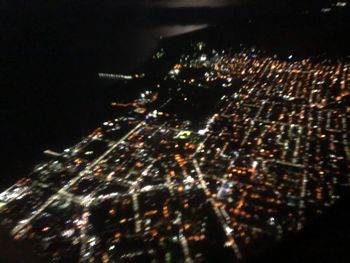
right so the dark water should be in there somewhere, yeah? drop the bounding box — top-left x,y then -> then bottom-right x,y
0,0 -> 344,187
0,2 -> 211,188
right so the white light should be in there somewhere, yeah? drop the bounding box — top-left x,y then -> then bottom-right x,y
321,7 -> 332,12
89,238 -> 96,246
142,185 -> 152,192
62,229 -> 74,238
225,226 -> 233,234
198,129 -> 208,136
185,176 -> 195,184
336,2 -> 347,7
109,245 -> 115,251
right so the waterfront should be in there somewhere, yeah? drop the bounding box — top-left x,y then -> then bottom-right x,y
1,0 -> 348,187
0,2 -> 210,188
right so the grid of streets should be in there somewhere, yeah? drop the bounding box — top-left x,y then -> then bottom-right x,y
0,44 -> 349,262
